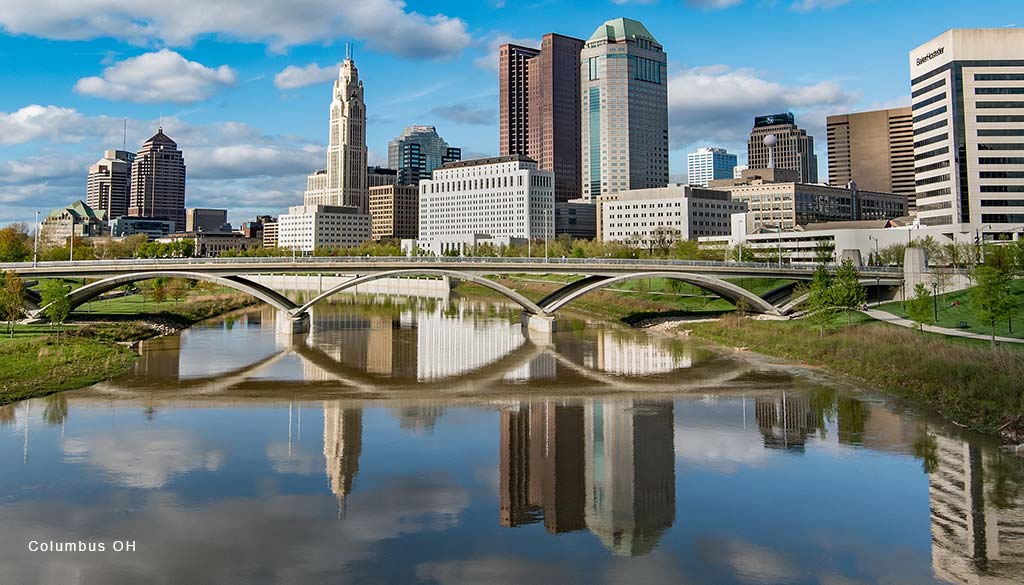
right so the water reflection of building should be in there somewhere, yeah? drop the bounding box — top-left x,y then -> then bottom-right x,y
754,393 -> 820,452
416,302 -> 525,381
499,399 -> 676,556
929,433 -> 1024,584
583,332 -> 692,376
500,401 -> 586,532
134,334 -> 182,379
323,401 -> 363,511
305,310 -> 418,380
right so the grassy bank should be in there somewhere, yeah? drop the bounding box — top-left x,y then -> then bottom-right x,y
0,334 -> 137,405
1,292 -> 259,405
686,315 -> 1024,440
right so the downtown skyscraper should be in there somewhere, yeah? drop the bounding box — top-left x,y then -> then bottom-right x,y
86,149 -> 135,220
580,18 -> 669,201
747,113 -> 819,184
499,33 -> 584,203
305,50 -> 368,213
826,108 -> 915,207
127,129 -> 186,229
387,125 -> 460,186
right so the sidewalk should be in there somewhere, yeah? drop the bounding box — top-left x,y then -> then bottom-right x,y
861,308 -> 1024,345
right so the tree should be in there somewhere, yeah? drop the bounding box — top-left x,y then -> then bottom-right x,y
0,224 -> 32,262
166,278 -> 190,305
0,271 -> 26,338
144,278 -> 169,305
814,240 -> 836,265
40,279 -> 72,339
831,259 -> 868,324
803,266 -> 835,336
971,265 -> 1017,347
906,283 -> 934,332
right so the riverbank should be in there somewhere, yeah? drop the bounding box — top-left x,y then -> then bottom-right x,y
0,292 -> 258,406
683,315 -> 1024,442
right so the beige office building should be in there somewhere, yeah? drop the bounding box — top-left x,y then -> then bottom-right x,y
747,113 -> 818,184
369,184 -> 419,240
826,107 -> 915,208
86,149 -> 134,220
710,168 -> 906,230
600,185 -> 746,242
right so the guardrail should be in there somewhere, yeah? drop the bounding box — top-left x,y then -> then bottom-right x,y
0,255 -> 910,274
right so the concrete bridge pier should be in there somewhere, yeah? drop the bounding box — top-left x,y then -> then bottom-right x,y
521,311 -> 556,334
276,311 -> 310,336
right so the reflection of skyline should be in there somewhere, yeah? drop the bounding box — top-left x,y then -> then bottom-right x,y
586,331 -> 692,376
499,399 -> 676,556
928,432 -> 1024,584
323,401 -> 362,512
754,393 -> 820,452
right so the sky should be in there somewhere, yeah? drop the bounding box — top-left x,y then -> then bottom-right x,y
0,0 -> 1019,227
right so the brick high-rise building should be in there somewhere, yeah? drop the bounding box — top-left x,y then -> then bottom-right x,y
127,128 -> 186,229
826,107 -> 915,209
500,33 -> 584,203
86,149 -> 134,220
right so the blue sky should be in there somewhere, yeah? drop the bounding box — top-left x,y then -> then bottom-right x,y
0,0 -> 1019,226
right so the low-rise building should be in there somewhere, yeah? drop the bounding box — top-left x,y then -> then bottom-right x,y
111,216 -> 176,239
367,166 -> 399,188
277,204 -> 372,252
400,234 -> 526,257
709,168 -> 906,230
240,215 -> 273,240
40,200 -> 109,244
698,214 -> 973,265
186,208 -> 230,233
370,184 -> 419,240
600,185 -> 746,243
158,232 -> 259,257
554,200 -> 597,239
418,155 -> 554,241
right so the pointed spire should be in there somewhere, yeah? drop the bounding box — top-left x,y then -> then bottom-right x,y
345,42 -> 352,61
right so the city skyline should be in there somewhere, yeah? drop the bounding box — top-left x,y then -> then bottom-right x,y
0,1 -> 1019,227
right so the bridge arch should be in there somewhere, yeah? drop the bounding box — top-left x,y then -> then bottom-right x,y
45,271 -> 299,315
539,271 -> 782,316
294,269 -> 544,316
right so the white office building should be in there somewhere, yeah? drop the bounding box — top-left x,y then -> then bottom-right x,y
601,185 -> 746,243
687,147 -> 738,187
910,28 -> 1024,237
277,204 -> 372,252
417,155 -> 554,240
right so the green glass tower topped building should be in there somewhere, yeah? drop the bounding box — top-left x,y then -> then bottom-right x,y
580,18 -> 669,202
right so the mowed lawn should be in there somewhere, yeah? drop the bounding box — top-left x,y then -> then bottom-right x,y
877,278 -> 1024,340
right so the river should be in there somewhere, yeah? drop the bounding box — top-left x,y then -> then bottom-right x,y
1,296 -> 1022,584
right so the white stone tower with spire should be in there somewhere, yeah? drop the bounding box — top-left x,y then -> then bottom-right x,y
304,44 -> 368,213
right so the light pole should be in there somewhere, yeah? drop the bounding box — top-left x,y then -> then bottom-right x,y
975,224 -> 992,264
33,211 -> 39,267
868,235 -> 878,266
932,281 -> 938,323
68,216 -> 76,262
544,207 -> 550,263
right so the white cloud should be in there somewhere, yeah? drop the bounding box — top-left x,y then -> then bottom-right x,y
474,33 -> 539,72
274,62 -> 341,90
0,0 -> 470,58
0,105 -> 95,145
75,50 -> 237,104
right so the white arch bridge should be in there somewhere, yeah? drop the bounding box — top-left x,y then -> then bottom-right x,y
3,257 -> 905,332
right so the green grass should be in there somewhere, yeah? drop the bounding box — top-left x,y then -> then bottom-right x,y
877,278 -> 1024,340
687,315 -> 1024,440
0,335 -> 138,405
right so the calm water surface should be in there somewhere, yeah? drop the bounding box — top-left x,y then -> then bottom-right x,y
1,297 -> 1022,584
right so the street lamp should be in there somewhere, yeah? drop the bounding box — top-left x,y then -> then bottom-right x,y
33,211 -> 39,267
868,235 -> 879,266
932,281 -> 938,323
545,206 -> 550,263
68,215 -> 77,262
975,224 -> 992,264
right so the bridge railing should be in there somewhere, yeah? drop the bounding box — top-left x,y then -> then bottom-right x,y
0,255 -> 908,274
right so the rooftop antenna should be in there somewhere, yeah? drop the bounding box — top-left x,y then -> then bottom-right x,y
122,118 -> 127,150
346,42 -> 352,61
